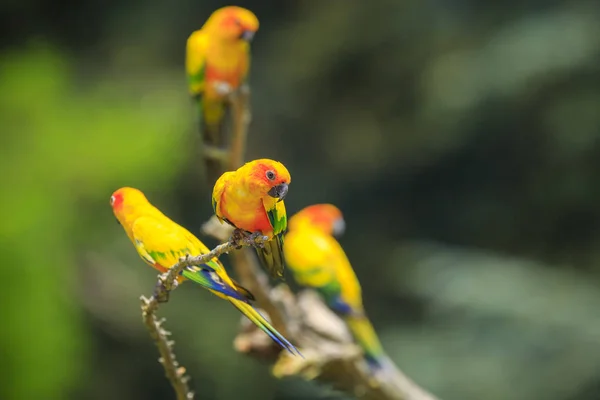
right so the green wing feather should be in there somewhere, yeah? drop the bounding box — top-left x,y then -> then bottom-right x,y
267,200 -> 287,237
188,62 -> 206,96
255,201 -> 287,280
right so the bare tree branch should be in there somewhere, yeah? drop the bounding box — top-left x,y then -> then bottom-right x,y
140,297 -> 192,400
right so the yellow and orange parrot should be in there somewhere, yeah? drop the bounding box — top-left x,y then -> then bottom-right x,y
284,204 -> 391,371
186,6 -> 259,184
212,159 -> 290,280
110,187 -> 300,356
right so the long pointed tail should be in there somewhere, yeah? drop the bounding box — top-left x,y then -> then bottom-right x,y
228,297 -> 302,357
196,98 -> 232,185
345,314 -> 389,371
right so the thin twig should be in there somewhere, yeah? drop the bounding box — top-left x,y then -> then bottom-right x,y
140,297 -> 192,400
140,233 -> 268,400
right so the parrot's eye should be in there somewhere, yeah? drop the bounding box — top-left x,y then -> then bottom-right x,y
266,170 -> 276,181
110,195 -> 116,206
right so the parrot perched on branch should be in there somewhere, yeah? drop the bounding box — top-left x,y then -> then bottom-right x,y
186,6 -> 259,184
284,204 -> 391,371
212,159 -> 290,280
110,187 -> 300,356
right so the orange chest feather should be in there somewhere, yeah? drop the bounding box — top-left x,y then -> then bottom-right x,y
219,185 -> 273,236
205,64 -> 244,86
205,43 -> 248,87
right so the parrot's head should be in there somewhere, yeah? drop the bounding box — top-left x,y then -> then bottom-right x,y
289,204 -> 346,237
110,187 -> 150,228
205,6 -> 259,42
243,158 -> 291,202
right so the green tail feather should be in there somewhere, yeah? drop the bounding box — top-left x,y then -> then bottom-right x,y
345,314 -> 387,369
196,97 -> 233,186
254,238 -> 285,280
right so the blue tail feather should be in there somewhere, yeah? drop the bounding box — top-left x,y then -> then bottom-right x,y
180,268 -> 247,301
253,307 -> 303,358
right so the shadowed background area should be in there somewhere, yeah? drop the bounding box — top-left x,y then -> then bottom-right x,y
2,0 -> 600,399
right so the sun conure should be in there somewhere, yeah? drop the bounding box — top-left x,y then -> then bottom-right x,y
284,204 -> 392,371
186,6 -> 259,185
110,186 -> 300,356
212,159 -> 290,280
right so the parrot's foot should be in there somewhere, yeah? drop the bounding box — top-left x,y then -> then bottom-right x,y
248,231 -> 266,248
231,228 -> 248,249
213,81 -> 233,96
230,229 -> 267,249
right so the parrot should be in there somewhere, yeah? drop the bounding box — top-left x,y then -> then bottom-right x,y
186,6 -> 259,184
110,186 -> 300,356
287,203 -> 347,237
212,159 -> 290,280
283,204 -> 391,372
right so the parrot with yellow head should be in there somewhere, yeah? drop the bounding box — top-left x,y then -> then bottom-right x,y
110,186 -> 300,356
284,204 -> 392,372
186,6 -> 259,184
212,159 -> 290,280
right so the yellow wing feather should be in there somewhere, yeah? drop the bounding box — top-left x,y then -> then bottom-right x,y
132,216 -> 196,268
212,171 -> 234,220
284,228 -> 362,309
131,215 -> 224,271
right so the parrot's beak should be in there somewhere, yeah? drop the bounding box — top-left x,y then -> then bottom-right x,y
268,183 -> 288,202
332,218 -> 346,237
240,30 -> 255,42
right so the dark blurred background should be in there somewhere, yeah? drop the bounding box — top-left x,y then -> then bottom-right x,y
3,0 -> 600,399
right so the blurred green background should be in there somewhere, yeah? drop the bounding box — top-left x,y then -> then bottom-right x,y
2,1 -> 600,399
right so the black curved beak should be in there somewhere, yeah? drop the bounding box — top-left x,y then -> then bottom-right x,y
240,30 -> 255,41
332,218 -> 346,237
268,183 -> 288,202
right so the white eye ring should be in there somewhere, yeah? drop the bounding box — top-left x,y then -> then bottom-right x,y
266,170 -> 276,181
110,195 -> 116,206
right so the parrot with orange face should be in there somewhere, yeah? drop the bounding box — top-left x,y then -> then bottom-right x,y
212,159 -> 290,280
110,186 -> 300,356
287,203 -> 346,237
186,6 -> 259,184
284,204 -> 392,372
